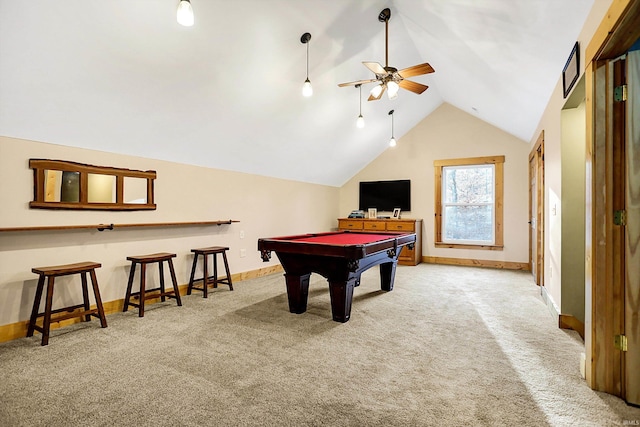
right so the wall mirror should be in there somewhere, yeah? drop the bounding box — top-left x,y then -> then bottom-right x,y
30,159 -> 156,210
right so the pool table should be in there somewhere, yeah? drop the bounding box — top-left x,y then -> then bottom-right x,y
258,230 -> 416,322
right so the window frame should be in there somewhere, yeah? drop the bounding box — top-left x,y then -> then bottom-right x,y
434,155 -> 504,250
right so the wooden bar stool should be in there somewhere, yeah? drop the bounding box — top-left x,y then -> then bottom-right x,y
123,252 -> 182,317
187,246 -> 233,298
27,262 -> 107,346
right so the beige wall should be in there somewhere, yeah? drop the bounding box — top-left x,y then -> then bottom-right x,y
339,103 -> 531,263
561,100 -> 587,322
530,0 -> 613,316
0,136 -> 339,327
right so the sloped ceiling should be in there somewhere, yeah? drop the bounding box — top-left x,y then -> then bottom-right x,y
0,0 -> 593,186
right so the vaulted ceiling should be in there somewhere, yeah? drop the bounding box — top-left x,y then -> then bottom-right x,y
0,0 -> 594,186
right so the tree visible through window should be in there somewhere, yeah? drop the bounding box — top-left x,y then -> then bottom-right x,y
434,156 -> 504,250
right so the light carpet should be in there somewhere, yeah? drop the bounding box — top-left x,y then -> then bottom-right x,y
0,264 -> 638,426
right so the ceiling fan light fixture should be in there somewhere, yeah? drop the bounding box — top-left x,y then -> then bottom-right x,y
176,0 -> 194,26
387,81 -> 399,99
370,84 -> 383,99
301,33 -> 313,97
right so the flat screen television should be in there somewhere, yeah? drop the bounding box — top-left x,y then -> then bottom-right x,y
359,179 -> 411,212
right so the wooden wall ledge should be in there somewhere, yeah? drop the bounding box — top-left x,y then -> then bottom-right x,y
0,220 -> 239,233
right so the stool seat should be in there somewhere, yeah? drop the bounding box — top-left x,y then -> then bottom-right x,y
32,261 -> 102,277
123,252 -> 182,317
188,246 -> 233,298
126,253 -> 176,263
28,261 -> 107,346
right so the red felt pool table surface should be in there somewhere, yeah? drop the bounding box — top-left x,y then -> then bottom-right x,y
287,232 -> 394,245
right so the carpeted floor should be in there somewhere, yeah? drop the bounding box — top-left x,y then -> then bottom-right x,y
0,264 -> 638,426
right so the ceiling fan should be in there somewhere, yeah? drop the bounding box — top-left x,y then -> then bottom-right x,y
338,8 -> 434,101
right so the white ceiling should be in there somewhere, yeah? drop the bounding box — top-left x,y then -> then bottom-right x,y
0,0 -> 594,186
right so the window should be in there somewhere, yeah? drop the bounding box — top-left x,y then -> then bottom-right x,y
434,156 -> 504,250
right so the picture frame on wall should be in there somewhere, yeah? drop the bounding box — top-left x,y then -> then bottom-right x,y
392,208 -> 401,219
368,208 -> 377,219
562,41 -> 579,98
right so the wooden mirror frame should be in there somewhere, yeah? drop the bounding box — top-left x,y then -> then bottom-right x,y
29,159 -> 156,211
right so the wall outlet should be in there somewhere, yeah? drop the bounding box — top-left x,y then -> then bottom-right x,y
239,230 -> 245,239
239,248 -> 246,258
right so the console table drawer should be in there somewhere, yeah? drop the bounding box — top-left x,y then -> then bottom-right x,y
386,222 -> 415,231
363,222 -> 386,231
338,219 -> 363,230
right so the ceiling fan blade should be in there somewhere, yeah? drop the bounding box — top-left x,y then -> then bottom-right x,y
368,84 -> 386,101
363,62 -> 386,75
399,79 -> 429,94
337,79 -> 378,87
398,63 -> 435,79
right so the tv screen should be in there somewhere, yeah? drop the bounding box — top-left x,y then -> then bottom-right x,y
359,180 -> 411,212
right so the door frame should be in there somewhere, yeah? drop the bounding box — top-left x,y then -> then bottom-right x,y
529,132 -> 544,286
585,0 -> 640,401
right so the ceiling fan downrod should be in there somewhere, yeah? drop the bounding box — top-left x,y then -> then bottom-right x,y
379,8 -> 391,68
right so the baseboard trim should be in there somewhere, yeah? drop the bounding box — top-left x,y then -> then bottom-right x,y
541,287 -> 584,339
0,264 -> 283,344
423,256 -> 529,271
539,284 -> 559,319
559,314 -> 585,340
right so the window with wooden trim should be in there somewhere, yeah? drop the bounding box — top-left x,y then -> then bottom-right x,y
434,156 -> 504,250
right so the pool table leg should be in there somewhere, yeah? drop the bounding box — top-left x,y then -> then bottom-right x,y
328,279 -> 356,323
285,273 -> 310,314
379,261 -> 397,291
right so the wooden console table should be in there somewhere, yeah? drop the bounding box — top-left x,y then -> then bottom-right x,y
337,218 -> 422,266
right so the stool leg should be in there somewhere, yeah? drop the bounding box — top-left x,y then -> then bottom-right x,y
124,262 -> 137,313
222,251 -> 233,291
139,262 -> 146,317
27,275 -> 46,337
90,269 -> 108,328
213,253 -> 218,289
158,261 -> 166,303
41,276 -> 55,346
81,272 -> 91,322
187,254 -> 198,295
168,258 -> 182,306
203,254 -> 209,298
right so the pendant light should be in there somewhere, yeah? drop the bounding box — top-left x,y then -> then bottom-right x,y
176,0 -> 194,27
356,84 -> 365,128
388,110 -> 396,147
301,33 -> 313,97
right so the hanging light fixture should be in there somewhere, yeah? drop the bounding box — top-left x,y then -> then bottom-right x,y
301,33 -> 313,97
356,84 -> 364,128
370,84 -> 383,99
387,81 -> 400,99
388,110 -> 396,147
176,0 -> 194,26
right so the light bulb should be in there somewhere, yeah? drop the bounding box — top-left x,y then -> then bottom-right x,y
177,0 -> 194,26
356,114 -> 365,128
387,81 -> 399,99
389,137 -> 397,147
302,78 -> 313,97
370,84 -> 383,99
